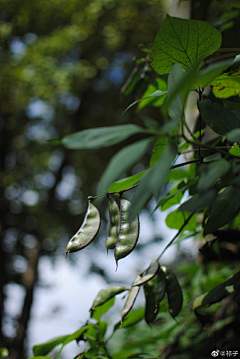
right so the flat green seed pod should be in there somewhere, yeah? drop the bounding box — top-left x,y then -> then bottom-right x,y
144,281 -> 158,325
65,201 -> 101,255
161,266 -> 183,319
121,283 -> 140,322
132,259 -> 159,286
156,266 -> 167,305
115,198 -> 139,263
105,196 -> 120,250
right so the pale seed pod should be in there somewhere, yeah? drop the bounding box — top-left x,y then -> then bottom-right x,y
65,200 -> 100,257
105,196 -> 120,250
114,198 -> 139,264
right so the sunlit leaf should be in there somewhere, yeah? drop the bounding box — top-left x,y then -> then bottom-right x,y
138,78 -> 167,110
210,69 -> 240,98
166,210 -> 196,231
122,90 -> 168,115
150,16 -> 222,75
107,171 -> 147,193
33,335 -> 70,356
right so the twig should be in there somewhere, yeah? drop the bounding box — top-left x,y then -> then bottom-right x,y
157,212 -> 196,261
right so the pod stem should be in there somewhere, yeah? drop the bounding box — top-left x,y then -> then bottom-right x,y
157,211 -> 196,261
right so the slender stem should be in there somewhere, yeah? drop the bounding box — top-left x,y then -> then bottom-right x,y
181,146 -> 232,154
182,134 -> 240,159
157,212 -> 196,261
197,86 -> 203,162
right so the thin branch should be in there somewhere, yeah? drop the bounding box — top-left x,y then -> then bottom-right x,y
157,212 -> 196,261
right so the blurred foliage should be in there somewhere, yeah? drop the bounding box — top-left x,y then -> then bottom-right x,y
2,0 -> 240,358
0,0 -> 169,357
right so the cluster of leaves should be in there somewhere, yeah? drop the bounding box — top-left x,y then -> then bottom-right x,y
30,14 -> 240,359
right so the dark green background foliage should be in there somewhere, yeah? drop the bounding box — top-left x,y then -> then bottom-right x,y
2,0 -> 240,359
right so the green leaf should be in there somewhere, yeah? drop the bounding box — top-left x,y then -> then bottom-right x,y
210,69 -> 240,98
61,124 -> 146,149
203,153 -> 222,162
121,285 -> 140,322
204,186 -> 240,235
229,144 -> 240,156
179,189 -> 217,212
107,171 -> 147,193
114,308 -> 144,332
90,297 -> 115,321
226,128 -> 240,143
161,186 -> 184,212
167,64 -> 184,125
166,210 -> 196,231
193,271 -> 240,310
28,357 -> 52,359
33,335 -> 70,356
153,178 -> 198,213
164,58 -> 235,114
132,260 -> 159,286
59,326 -> 91,356
129,142 -> 177,222
197,159 -> 231,192
138,78 -> 167,110
150,136 -> 168,166
198,99 -> 240,136
91,286 -> 127,310
123,90 -> 168,115
150,15 -> 222,75
99,139 -> 151,194
224,99 -> 240,119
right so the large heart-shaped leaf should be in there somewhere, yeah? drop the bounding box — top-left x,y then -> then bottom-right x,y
150,15 -> 222,75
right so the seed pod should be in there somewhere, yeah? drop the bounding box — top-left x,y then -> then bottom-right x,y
121,282 -> 140,322
161,266 -> 183,319
155,266 -> 166,306
132,259 -> 159,287
105,196 -> 120,250
144,281 -> 158,325
114,198 -> 139,263
65,200 -> 100,257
